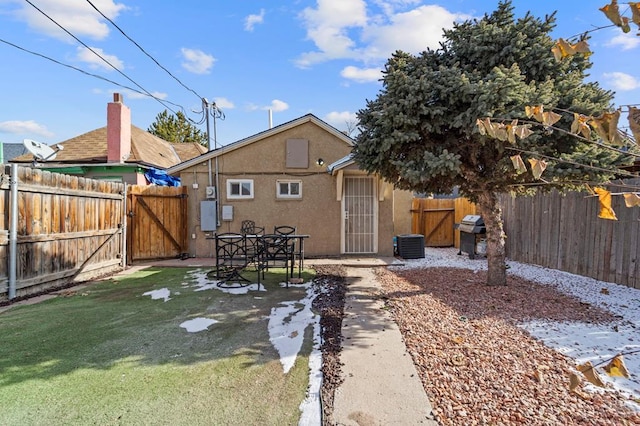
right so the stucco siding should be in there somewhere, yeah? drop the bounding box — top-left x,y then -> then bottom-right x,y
180,121 -> 352,257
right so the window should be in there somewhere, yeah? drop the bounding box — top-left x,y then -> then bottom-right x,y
277,180 -> 302,199
227,179 -> 254,199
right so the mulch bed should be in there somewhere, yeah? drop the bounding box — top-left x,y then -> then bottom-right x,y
378,266 -> 640,425
311,265 -> 347,426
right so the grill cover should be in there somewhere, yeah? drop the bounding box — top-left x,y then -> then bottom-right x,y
459,215 -> 485,234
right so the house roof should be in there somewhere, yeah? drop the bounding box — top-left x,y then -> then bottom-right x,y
1,143 -> 28,162
11,125 -> 204,168
327,153 -> 356,175
166,113 -> 355,175
171,142 -> 208,161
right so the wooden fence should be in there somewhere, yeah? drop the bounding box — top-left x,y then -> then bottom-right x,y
1,166 -> 126,302
500,189 -> 640,289
126,185 -> 188,263
412,189 -> 640,289
411,198 -> 477,247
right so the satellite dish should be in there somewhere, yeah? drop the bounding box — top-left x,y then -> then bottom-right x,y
23,139 -> 60,161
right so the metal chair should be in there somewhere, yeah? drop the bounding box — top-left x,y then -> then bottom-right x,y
274,226 -> 297,276
241,220 -> 264,235
256,234 -> 295,287
273,225 -> 296,236
212,233 -> 251,287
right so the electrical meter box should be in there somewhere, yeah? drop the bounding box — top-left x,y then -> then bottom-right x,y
222,205 -> 233,221
205,186 -> 216,199
200,200 -> 217,231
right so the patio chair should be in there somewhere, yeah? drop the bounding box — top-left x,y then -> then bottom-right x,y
256,234 -> 295,287
274,226 -> 297,276
273,225 -> 296,236
212,233 -> 251,287
241,220 -> 264,235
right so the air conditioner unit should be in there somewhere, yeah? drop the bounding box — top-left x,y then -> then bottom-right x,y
396,234 -> 425,259
205,186 -> 216,199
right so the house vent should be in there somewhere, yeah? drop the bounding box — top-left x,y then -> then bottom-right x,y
396,234 -> 425,259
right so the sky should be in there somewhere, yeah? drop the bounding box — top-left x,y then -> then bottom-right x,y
0,0 -> 639,148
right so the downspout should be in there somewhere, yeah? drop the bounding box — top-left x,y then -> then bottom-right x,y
8,163 -> 18,299
213,112 -> 221,227
203,98 -> 213,186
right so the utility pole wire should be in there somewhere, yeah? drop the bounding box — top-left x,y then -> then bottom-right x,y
83,0 -> 204,103
23,0 -> 184,116
0,37 -> 184,111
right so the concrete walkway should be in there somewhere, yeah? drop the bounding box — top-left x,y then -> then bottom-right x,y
332,266 -> 438,425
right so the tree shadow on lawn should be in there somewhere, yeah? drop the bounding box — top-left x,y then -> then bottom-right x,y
0,266 -> 314,387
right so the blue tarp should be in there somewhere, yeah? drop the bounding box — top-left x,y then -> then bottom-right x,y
144,168 -> 181,186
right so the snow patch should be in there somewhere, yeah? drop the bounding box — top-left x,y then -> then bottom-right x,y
180,317 -> 218,332
142,288 -> 171,302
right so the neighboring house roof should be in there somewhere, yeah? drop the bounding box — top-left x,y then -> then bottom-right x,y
1,143 -> 28,162
171,141 -> 208,161
166,113 -> 355,175
11,125 -> 204,168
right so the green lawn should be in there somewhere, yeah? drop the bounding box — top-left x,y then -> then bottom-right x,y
0,267 -> 317,425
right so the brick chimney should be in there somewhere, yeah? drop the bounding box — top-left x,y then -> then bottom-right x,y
107,93 -> 131,163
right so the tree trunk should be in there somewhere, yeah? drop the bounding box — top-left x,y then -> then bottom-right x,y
476,191 -> 507,286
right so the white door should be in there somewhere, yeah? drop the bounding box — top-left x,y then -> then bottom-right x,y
342,176 -> 377,254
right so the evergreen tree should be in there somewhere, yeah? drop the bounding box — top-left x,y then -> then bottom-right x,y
148,110 -> 207,146
354,1 -> 634,285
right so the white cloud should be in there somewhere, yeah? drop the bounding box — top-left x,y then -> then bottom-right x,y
213,97 -> 235,109
13,0 -> 127,42
0,120 -> 54,138
341,65 -> 381,83
603,72 -> 640,91
371,0 -> 421,16
296,0 -> 368,67
76,46 -> 124,71
606,31 -> 640,50
263,99 -> 289,112
361,5 -> 469,61
295,1 -> 469,67
181,48 -> 215,74
244,9 -> 265,31
324,111 -> 358,131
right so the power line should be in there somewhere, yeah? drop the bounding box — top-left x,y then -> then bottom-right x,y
84,0 -> 204,103
506,146 -> 639,179
23,0 -> 184,116
0,37 -> 185,111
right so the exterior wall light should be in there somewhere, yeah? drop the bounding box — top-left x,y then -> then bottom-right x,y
316,158 -> 324,166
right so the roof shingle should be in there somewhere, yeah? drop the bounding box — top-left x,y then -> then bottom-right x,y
11,125 -> 204,168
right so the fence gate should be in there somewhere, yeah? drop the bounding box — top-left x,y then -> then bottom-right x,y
411,198 -> 477,247
127,185 -> 188,263
411,198 -> 455,247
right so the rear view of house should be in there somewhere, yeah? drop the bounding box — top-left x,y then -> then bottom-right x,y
167,114 -> 413,258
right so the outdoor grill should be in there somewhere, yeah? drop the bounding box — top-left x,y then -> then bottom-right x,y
457,215 -> 486,259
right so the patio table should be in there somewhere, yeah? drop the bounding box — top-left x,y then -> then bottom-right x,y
209,233 -> 309,283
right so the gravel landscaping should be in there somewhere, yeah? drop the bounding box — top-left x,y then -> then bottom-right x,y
313,250 -> 640,425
